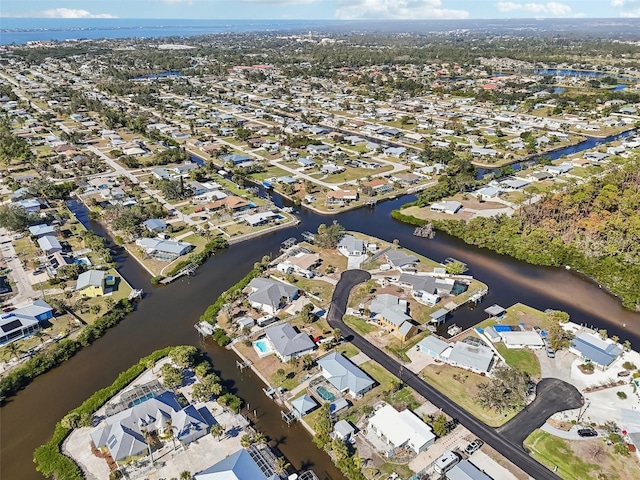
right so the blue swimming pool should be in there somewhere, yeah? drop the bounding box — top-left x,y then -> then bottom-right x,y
255,340 -> 269,353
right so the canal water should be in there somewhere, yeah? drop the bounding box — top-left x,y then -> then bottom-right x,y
3,194 -> 640,480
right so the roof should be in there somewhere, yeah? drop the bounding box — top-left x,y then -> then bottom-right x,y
430,308 -> 449,320
448,342 -> 494,373
368,404 -> 436,450
287,252 -> 320,270
37,235 -> 61,252
194,449 -> 277,480
334,419 -> 356,437
245,211 -> 278,226
143,219 -> 167,231
317,352 -> 375,395
398,273 -> 456,295
248,278 -> 299,309
418,335 -> 451,356
500,331 -> 545,347
264,323 -> 315,357
337,234 -> 365,252
371,294 -> 410,327
291,394 -> 318,416
385,250 -> 418,268
447,460 -> 492,480
484,304 -> 506,316
571,332 -> 623,366
76,270 -> 106,290
28,224 -> 54,236
136,238 -> 193,255
431,200 -> 462,213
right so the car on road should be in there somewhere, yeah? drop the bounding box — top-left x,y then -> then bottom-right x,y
578,428 -> 598,437
464,439 -> 484,455
546,346 -> 555,358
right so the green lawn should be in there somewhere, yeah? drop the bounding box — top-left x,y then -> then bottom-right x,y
334,343 -> 360,358
524,430 -> 601,480
495,344 -> 541,378
344,315 -> 379,336
359,360 -> 396,392
421,364 -> 517,427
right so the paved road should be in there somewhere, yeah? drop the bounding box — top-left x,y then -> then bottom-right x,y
0,229 -> 39,305
327,269 -> 563,480
498,378 -> 583,445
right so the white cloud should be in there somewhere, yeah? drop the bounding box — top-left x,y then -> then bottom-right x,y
239,0 -> 318,3
611,0 -> 640,17
496,2 -> 572,16
3,8 -> 117,18
335,0 -> 469,20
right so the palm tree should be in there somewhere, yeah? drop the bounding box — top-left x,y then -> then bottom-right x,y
140,426 -> 155,465
4,342 -> 22,361
210,423 -> 225,441
33,329 -> 47,345
274,457 -> 290,476
179,471 -> 192,480
165,418 -> 177,450
240,434 -> 253,448
253,432 -> 266,445
289,356 -> 300,372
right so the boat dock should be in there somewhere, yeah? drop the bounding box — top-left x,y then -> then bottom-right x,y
195,321 -> 215,336
160,262 -> 198,284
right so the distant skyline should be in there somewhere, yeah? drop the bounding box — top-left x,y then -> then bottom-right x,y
1,1 -> 639,21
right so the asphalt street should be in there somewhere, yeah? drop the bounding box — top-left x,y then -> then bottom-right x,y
327,269 -> 567,480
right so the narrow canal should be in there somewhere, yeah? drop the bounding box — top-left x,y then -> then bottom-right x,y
2,194 -> 640,480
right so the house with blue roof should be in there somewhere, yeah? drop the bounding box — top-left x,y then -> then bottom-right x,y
317,352 -> 375,398
221,154 -> 252,165
194,448 -> 278,480
143,218 -> 167,233
0,299 -> 53,345
570,332 -> 623,369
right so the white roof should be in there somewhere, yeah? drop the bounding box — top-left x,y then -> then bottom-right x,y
500,331 -> 545,347
368,404 -> 435,450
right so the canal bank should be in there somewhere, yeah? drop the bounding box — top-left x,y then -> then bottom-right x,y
3,192 -> 640,480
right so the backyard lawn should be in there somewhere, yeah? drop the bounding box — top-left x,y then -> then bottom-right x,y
495,343 -> 541,378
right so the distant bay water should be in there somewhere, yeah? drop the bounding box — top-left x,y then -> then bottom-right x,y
0,18 -> 340,45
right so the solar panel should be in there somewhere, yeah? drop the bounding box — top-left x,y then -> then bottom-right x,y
1,319 -> 23,333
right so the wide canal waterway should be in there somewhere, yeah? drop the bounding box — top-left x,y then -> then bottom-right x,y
3,195 -> 640,480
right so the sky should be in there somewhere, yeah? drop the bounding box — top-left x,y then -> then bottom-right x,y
1,0 -> 639,21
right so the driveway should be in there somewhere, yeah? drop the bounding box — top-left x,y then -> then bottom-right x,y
0,229 -> 38,305
497,378 -> 583,445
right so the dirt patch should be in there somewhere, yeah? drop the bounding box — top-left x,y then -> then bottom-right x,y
547,418 -> 574,431
482,443 -> 530,480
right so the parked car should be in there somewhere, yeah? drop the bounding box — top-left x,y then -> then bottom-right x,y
464,439 -> 484,455
578,428 -> 598,437
546,346 -> 555,358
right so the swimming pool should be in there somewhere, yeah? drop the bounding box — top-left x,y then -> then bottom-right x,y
317,386 -> 335,401
253,339 -> 274,357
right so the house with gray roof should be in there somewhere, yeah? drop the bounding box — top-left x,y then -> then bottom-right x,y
291,394 -> 318,418
337,235 -> 365,257
385,250 -> 419,271
317,352 -> 375,398
570,332 -> 623,369
448,342 -> 494,374
333,420 -> 356,441
247,278 -> 299,315
397,274 -> 464,306
76,270 -> 106,296
38,235 -> 62,254
447,460 -> 492,480
430,200 -> 462,215
143,218 -> 167,233
91,390 -> 209,463
29,224 -> 55,237
370,294 -> 417,340
135,238 -> 193,261
264,323 -> 315,362
417,335 -> 451,360
194,448 -> 278,480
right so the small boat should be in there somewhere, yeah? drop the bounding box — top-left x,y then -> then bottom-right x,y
262,180 -> 273,189
282,206 -> 294,213
128,289 -> 143,300
447,324 -> 462,336
195,321 -> 215,336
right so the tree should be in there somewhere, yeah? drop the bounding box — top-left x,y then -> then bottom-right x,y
545,311 -> 574,351
445,260 -> 466,275
0,204 -> 38,231
210,423 -> 225,440
191,383 -> 211,403
274,457 -> 290,475
315,221 -> 345,249
140,426 -> 155,465
179,471 -> 192,480
240,434 -> 254,448
289,356 -> 300,372
332,328 -> 342,341
161,363 -> 183,391
477,365 -> 530,413
302,354 -> 315,371
276,368 -> 287,385
301,303 -> 316,324
253,432 -> 266,445
432,414 -> 448,437
170,345 -> 198,367
3,342 -> 23,360
313,403 -> 332,448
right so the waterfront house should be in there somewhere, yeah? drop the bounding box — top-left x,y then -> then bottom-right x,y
569,332 -> 623,369
385,250 -> 419,271
398,273 -> 466,300
221,154 -> 252,166
291,394 -> 318,418
429,308 -> 449,324
91,390 -> 209,464
500,330 -> 545,349
430,201 -> 462,215
337,234 -> 365,257
264,323 -> 315,362
194,448 -> 279,480
363,178 -> 393,195
317,352 -> 375,398
370,293 -> 417,341
245,211 -> 279,227
417,335 -> 451,360
247,278 -> 299,315
333,420 -> 356,441
205,195 -> 250,212
367,404 -> 436,457
135,238 -> 193,261
15,198 -> 43,213
75,270 -> 106,297
38,235 -> 62,254
0,299 -> 54,345
326,189 -> 358,206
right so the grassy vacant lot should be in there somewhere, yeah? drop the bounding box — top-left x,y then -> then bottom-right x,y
360,360 -> 396,392
524,430 -> 601,480
421,364 -> 517,427
271,275 -> 335,305
344,315 -> 379,336
495,343 -> 541,378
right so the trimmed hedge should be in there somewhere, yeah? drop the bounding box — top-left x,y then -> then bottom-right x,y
0,300 -> 133,399
33,346 -> 173,480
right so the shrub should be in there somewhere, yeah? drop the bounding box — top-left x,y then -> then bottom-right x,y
617,391 -> 628,400
623,361 -> 637,371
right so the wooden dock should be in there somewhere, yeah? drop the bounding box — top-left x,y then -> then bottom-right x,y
160,263 -> 198,284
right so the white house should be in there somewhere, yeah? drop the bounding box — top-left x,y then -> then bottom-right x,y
337,235 -> 365,256
368,404 -> 436,456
